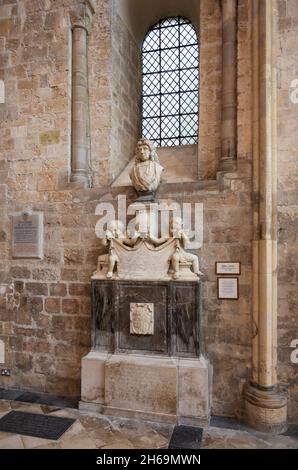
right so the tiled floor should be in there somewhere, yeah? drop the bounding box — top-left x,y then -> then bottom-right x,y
0,400 -> 172,449
0,398 -> 297,449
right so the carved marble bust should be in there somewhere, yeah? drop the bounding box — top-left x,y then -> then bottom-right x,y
129,139 -> 164,193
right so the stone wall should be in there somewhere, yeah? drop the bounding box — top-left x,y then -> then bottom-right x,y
0,0 -> 99,396
89,0 -> 141,186
276,0 -> 298,423
0,0 -> 296,424
198,0 -> 222,179
89,0 -> 113,187
110,8 -> 141,182
0,0 -> 252,414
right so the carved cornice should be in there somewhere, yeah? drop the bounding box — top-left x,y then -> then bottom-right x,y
70,0 -> 96,33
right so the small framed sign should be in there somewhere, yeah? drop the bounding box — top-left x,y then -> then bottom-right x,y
215,262 -> 241,275
217,277 -> 239,300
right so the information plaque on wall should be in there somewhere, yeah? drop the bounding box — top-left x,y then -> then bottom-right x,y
215,262 -> 241,275
12,212 -> 44,259
217,277 -> 239,300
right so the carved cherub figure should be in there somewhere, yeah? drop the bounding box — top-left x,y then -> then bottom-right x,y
98,220 -> 147,278
147,216 -> 202,279
102,220 -> 124,279
170,217 -> 203,280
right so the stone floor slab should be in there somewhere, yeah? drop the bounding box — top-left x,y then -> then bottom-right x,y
0,434 -> 24,449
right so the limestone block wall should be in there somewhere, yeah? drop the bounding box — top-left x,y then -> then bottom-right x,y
276,0 -> 298,423
89,0 -> 141,187
88,0 -> 113,186
157,177 -> 253,418
198,0 -> 222,179
0,0 -> 296,423
109,9 -> 141,182
0,0 -> 252,414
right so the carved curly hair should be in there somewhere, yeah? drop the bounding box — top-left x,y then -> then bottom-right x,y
134,138 -> 160,164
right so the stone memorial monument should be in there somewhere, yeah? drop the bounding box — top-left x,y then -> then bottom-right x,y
80,139 -> 211,425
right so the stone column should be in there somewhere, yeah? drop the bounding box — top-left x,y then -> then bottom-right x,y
220,0 -> 237,171
70,0 -> 95,185
244,0 -> 287,433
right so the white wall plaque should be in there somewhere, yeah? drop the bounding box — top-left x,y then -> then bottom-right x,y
215,262 -> 241,275
130,303 -> 154,335
217,277 -> 239,300
12,211 -> 44,259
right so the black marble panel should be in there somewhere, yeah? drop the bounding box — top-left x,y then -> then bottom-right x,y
172,283 -> 200,356
92,282 -> 116,351
118,283 -> 168,353
91,280 -> 201,357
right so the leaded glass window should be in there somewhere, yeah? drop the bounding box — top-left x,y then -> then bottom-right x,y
142,17 -> 199,147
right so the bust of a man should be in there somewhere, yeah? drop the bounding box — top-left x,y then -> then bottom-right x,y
129,139 -> 164,193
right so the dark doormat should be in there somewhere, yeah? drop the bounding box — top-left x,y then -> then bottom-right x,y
0,411 -> 76,440
168,425 -> 203,449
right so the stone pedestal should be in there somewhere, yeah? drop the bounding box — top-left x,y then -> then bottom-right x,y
80,280 -> 211,424
80,352 -> 211,426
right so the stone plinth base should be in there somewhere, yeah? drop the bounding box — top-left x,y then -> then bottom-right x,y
80,351 -> 212,426
244,383 -> 287,433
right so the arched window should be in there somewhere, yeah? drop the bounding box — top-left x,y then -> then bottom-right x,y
142,17 -> 199,148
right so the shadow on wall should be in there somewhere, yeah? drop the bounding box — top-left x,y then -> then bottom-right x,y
116,0 -> 200,44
